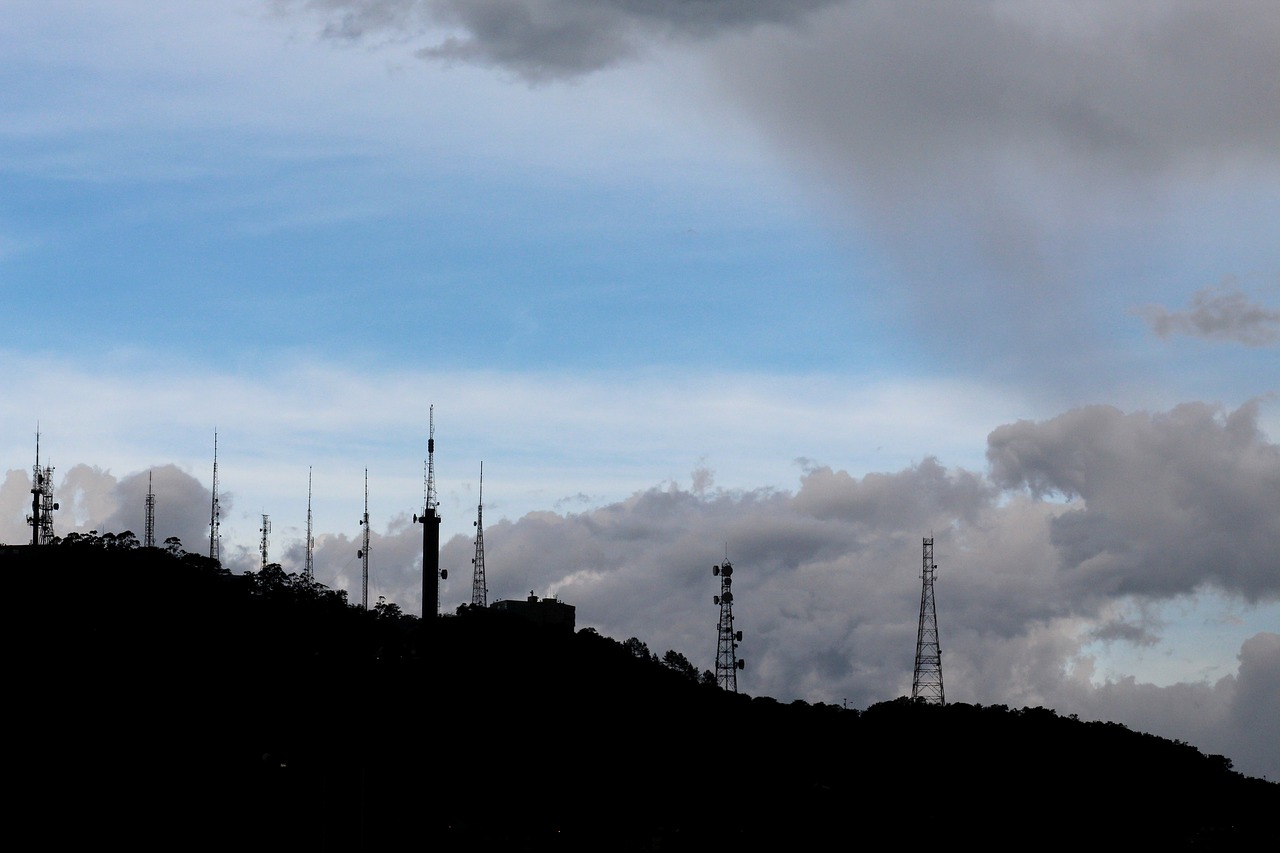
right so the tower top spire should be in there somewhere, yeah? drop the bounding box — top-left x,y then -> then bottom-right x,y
470,462 -> 488,608
425,404 -> 438,512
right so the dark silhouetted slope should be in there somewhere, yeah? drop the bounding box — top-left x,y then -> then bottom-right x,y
8,539 -> 1277,850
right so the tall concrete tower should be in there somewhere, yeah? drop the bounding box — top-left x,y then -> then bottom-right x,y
415,406 -> 444,617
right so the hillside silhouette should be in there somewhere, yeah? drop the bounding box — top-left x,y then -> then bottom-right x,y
9,533 -> 1277,851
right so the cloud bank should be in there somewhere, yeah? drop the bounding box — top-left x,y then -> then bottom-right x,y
6,398 -> 1277,778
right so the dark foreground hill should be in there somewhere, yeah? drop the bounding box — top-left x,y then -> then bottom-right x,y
8,537 -> 1278,850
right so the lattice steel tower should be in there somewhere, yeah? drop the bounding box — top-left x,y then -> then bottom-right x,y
357,469 -> 370,610
144,471 -> 156,548
259,514 -> 271,569
470,462 -> 487,607
304,467 -> 315,585
208,431 -> 221,564
28,430 -> 58,546
712,557 -> 745,692
415,406 -> 445,617
912,537 -> 945,705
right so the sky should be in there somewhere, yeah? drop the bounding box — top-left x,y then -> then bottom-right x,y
2,1 -> 1278,780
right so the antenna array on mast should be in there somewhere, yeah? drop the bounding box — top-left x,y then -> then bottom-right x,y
712,555 -> 746,692
28,428 -> 58,546
259,513 -> 271,569
358,469 -> 370,610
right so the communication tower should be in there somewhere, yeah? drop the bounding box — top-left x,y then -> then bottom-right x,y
27,430 -> 58,546
304,467 -> 314,585
144,471 -> 156,548
208,431 -> 221,564
911,537 -> 945,705
357,469 -> 370,610
470,463 -> 488,607
259,514 -> 271,569
712,557 -> 745,692
414,406 -> 445,617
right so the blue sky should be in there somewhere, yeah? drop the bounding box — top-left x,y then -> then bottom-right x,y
3,1 -> 1278,780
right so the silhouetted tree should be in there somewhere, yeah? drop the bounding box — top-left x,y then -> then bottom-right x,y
662,649 -> 699,682
623,636 -> 656,662
373,597 -> 404,620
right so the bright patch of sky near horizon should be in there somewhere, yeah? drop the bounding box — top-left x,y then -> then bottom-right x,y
2,1 -> 1278,776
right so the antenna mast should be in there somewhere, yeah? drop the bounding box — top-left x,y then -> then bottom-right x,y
712,554 -> 745,692
911,537 -> 945,705
28,428 -> 58,546
259,513 -> 271,569
416,405 -> 445,617
470,462 -> 487,607
358,469 -> 370,610
144,471 -> 156,548
208,431 -> 220,563
304,467 -> 314,584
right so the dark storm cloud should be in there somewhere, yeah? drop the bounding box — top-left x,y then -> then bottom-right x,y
277,0 -> 839,80
1138,280 -> 1280,347
987,401 -> 1280,601
705,1 -> 1280,363
715,1 -> 1280,229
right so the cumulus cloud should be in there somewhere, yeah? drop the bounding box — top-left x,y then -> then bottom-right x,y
0,463 -> 214,554
987,401 -> 1280,602
431,398 -> 1277,776
1138,280 -> 1280,347
5,398 -> 1277,777
276,0 -> 839,80
1061,631 -> 1280,780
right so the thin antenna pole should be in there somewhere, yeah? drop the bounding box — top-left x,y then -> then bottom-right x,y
209,430 -> 220,564
304,467 -> 314,584
359,469 -> 370,610
426,404 -> 437,512
471,462 -> 487,608
29,427 -> 41,546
